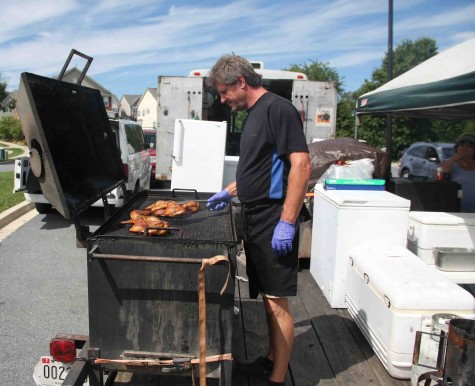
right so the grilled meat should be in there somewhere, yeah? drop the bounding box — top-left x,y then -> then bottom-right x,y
145,200 -> 201,218
121,214 -> 169,236
129,209 -> 152,219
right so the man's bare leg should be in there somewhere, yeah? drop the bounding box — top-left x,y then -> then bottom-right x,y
263,296 -> 294,382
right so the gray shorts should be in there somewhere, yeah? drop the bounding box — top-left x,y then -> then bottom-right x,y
242,202 -> 299,299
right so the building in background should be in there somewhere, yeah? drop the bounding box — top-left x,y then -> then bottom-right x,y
60,68 -> 119,114
119,94 -> 141,120
136,88 -> 158,129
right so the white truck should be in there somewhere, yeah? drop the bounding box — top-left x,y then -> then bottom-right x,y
155,63 -> 338,185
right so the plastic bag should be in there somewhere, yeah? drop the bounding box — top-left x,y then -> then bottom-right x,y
317,158 -> 375,184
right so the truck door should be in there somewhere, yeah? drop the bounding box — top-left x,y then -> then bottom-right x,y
291,80 -> 338,143
156,76 -> 204,181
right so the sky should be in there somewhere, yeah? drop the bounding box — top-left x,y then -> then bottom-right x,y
1,0 -> 474,99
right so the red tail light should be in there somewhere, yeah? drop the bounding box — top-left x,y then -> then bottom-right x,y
123,163 -> 129,179
193,71 -> 201,76
50,339 -> 76,362
297,74 -> 305,79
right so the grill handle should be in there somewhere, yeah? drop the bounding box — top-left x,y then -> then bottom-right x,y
90,251 -> 209,264
171,188 -> 199,199
58,49 -> 93,85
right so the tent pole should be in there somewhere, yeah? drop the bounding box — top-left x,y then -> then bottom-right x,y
386,0 -> 394,181
386,114 -> 393,181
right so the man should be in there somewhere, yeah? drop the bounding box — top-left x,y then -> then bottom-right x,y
206,54 -> 311,386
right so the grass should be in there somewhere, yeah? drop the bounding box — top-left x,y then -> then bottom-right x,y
0,172 -> 25,213
0,141 -> 25,159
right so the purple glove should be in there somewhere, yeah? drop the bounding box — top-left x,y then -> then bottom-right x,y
207,189 -> 232,211
272,220 -> 295,256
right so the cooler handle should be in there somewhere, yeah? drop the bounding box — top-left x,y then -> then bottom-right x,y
172,119 -> 184,163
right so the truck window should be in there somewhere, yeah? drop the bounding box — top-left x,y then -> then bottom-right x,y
125,124 -> 145,153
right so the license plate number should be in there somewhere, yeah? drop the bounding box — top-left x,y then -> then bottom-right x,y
33,356 -> 88,386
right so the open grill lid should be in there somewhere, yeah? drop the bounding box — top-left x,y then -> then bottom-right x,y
16,70 -> 125,220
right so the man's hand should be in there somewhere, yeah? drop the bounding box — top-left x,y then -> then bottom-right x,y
206,189 -> 232,211
272,220 -> 295,256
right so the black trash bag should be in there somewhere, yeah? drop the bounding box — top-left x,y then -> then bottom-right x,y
307,137 -> 390,191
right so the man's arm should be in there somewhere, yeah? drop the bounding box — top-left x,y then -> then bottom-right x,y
224,181 -> 238,197
280,151 -> 311,223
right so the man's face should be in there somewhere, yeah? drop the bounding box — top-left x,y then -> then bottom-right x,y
216,77 -> 247,111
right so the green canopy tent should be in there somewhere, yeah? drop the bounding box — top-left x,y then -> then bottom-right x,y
355,37 -> 475,120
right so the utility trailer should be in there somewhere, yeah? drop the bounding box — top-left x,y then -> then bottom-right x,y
155,65 -> 338,183
17,50 -> 238,386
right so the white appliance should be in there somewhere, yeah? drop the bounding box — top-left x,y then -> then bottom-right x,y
310,184 -> 410,308
407,211 -> 475,283
346,245 -> 475,379
171,119 -> 227,192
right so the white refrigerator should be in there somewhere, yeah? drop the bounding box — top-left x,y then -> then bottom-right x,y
310,184 -> 410,308
171,119 -> 227,192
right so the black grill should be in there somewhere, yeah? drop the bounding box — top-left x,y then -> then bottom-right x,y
86,189 -> 238,381
93,190 -> 236,244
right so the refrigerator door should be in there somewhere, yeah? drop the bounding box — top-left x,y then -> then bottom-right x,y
171,119 -> 227,192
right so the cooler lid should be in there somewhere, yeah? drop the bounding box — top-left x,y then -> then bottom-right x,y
349,246 -> 475,310
16,72 -> 125,220
314,183 -> 410,209
409,211 -> 475,226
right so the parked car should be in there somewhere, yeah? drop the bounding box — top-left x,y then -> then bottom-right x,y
398,142 -> 455,179
142,128 -> 157,185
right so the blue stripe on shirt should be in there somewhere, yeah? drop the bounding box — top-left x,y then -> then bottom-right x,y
270,146 -> 284,199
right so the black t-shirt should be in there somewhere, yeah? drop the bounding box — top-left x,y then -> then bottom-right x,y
236,92 -> 308,203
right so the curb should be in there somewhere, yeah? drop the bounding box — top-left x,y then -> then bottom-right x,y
0,201 -> 35,230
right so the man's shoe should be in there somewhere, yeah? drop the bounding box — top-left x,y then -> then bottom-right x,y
236,356 -> 273,379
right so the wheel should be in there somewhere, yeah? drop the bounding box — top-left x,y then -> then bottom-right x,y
400,169 -> 411,179
35,202 -> 53,214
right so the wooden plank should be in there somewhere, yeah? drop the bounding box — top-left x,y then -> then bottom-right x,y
340,311 -> 411,386
289,294 -> 337,386
113,372 -> 160,385
297,271 -> 392,385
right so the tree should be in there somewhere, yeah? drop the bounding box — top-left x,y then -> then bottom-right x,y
355,37 -> 449,157
284,60 -> 345,95
0,73 -> 8,111
355,37 -> 475,159
335,90 -> 359,138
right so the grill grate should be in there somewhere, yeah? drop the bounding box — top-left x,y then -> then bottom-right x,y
92,191 -> 236,244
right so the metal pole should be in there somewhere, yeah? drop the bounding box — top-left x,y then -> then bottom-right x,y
386,0 -> 393,181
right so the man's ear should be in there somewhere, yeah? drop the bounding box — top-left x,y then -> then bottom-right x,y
239,76 -> 246,88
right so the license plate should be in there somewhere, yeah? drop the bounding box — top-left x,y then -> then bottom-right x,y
33,356 -> 89,386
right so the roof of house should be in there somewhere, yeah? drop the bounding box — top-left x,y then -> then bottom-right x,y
121,94 -> 141,107
136,88 -> 158,107
58,67 -> 113,96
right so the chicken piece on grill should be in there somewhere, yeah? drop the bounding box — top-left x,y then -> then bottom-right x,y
149,200 -> 200,217
153,202 -> 186,217
121,215 -> 169,236
183,201 -> 200,214
145,200 -> 177,211
129,209 -> 152,219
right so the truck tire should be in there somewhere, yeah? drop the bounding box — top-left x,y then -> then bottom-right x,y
35,203 -> 53,214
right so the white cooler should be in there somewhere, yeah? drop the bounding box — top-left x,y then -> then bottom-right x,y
407,211 -> 475,283
310,184 -> 410,308
346,245 -> 475,379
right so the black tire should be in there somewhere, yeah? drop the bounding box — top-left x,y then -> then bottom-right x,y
35,203 -> 53,214
400,169 -> 411,179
